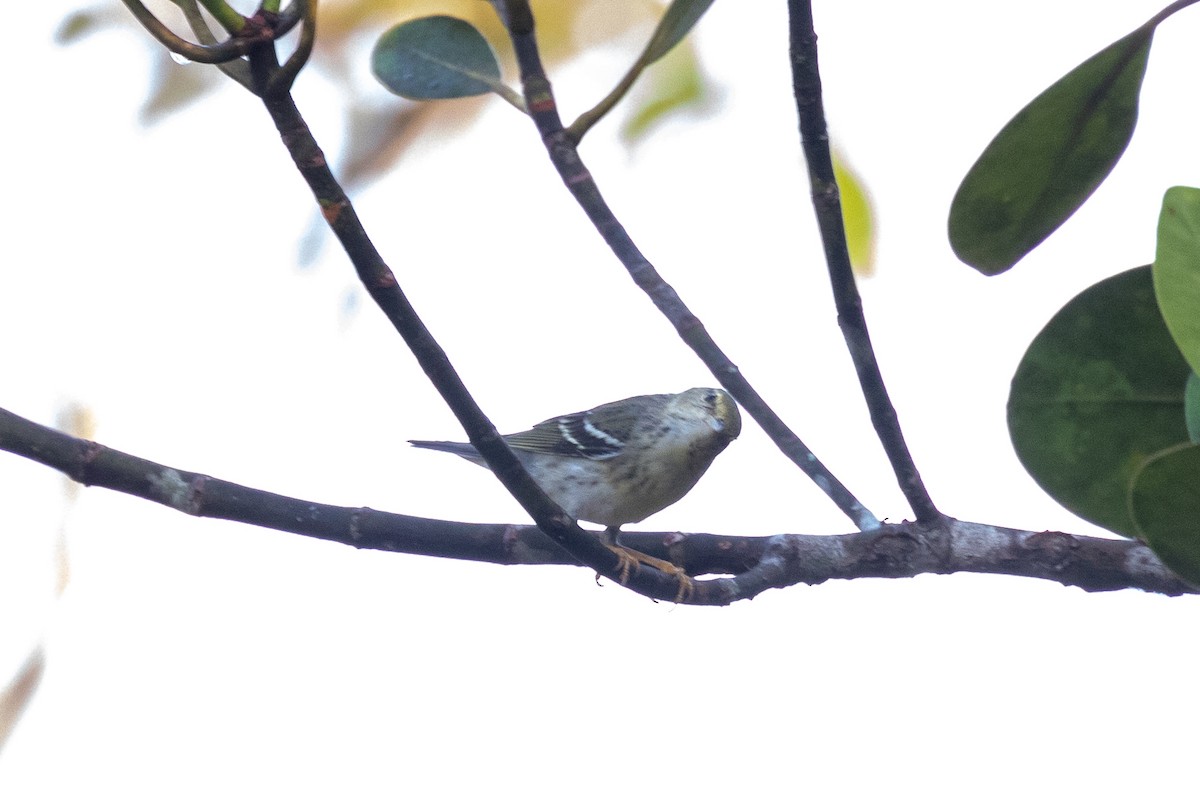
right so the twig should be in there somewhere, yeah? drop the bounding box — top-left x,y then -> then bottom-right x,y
495,0 -> 880,533
171,0 -> 252,88
239,41 -> 702,602
786,0 -> 940,524
125,0 -> 302,72
0,405 -> 1188,599
263,0 -> 315,97
122,0 -> 253,63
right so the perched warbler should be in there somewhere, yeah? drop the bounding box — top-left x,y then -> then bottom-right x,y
410,387 -> 741,581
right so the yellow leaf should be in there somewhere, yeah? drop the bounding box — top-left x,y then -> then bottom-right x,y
833,152 -> 876,277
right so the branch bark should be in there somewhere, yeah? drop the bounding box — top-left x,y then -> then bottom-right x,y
1,405 -> 1188,601
786,0 -> 940,524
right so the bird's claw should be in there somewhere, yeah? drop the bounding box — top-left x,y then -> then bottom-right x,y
603,543 -> 694,603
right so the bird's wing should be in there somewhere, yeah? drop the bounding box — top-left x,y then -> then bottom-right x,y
505,394 -> 666,459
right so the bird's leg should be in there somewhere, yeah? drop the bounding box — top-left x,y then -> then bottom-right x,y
600,527 -> 694,602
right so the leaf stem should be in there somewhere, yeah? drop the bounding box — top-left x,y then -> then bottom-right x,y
195,0 -> 245,34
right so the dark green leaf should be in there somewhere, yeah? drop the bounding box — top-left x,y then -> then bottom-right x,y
643,0 -> 716,64
1185,373 -> 1200,443
949,28 -> 1153,275
1007,266 -> 1189,535
372,16 -> 503,100
1130,443 -> 1200,587
1153,186 -> 1200,373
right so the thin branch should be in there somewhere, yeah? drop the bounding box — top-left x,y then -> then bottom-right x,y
239,42 -> 701,603
122,0 -> 254,63
195,0 -> 246,35
125,0 -> 302,76
0,405 -> 1189,599
786,0 -> 941,524
171,0 -> 252,88
263,0 -> 315,97
494,0 -> 879,532
567,0 -> 715,142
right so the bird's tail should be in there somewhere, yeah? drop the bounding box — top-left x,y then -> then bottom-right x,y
408,440 -> 484,463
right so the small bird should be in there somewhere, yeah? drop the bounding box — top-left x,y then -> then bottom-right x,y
410,387 -> 741,585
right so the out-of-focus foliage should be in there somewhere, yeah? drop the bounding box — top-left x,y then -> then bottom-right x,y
0,650 -> 45,754
59,1 -> 686,176
620,38 -> 707,141
833,152 -> 875,277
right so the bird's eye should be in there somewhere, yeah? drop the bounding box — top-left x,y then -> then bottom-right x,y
704,390 -> 719,406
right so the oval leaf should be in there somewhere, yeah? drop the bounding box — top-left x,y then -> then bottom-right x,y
1129,442 -> 1200,587
833,153 -> 876,278
1186,372 -> 1200,444
644,0 -> 717,65
1007,266 -> 1189,536
372,16 -> 502,100
949,28 -> 1153,275
1153,186 -> 1200,373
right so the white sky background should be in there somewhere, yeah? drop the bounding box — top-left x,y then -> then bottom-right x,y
2,0 -> 1199,796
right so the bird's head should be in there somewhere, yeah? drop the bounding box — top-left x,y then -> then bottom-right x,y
675,387 -> 742,444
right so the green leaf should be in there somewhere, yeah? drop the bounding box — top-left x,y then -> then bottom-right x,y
643,0 -> 716,64
54,10 -> 106,43
569,0 -> 715,141
1153,186 -> 1200,374
621,39 -> 705,141
833,153 -> 876,278
949,27 -> 1154,275
1007,266 -> 1190,536
1129,443 -> 1200,586
372,16 -> 505,101
1185,372 -> 1200,444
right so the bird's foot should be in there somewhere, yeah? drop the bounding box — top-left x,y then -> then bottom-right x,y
602,541 -> 694,603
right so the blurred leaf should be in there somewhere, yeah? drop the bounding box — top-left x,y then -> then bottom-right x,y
337,102 -> 450,190
621,39 -> 705,141
55,7 -> 110,42
833,152 -> 876,278
1153,186 -> 1200,374
949,27 -> 1153,275
0,649 -> 45,753
322,0 -> 597,66
1187,372 -> 1200,444
572,0 -> 714,139
1007,266 -> 1190,536
372,16 -> 507,101
140,51 -> 223,124
1129,442 -> 1200,586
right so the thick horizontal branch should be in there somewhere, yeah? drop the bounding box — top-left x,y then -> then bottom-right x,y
1,406 -> 1190,601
